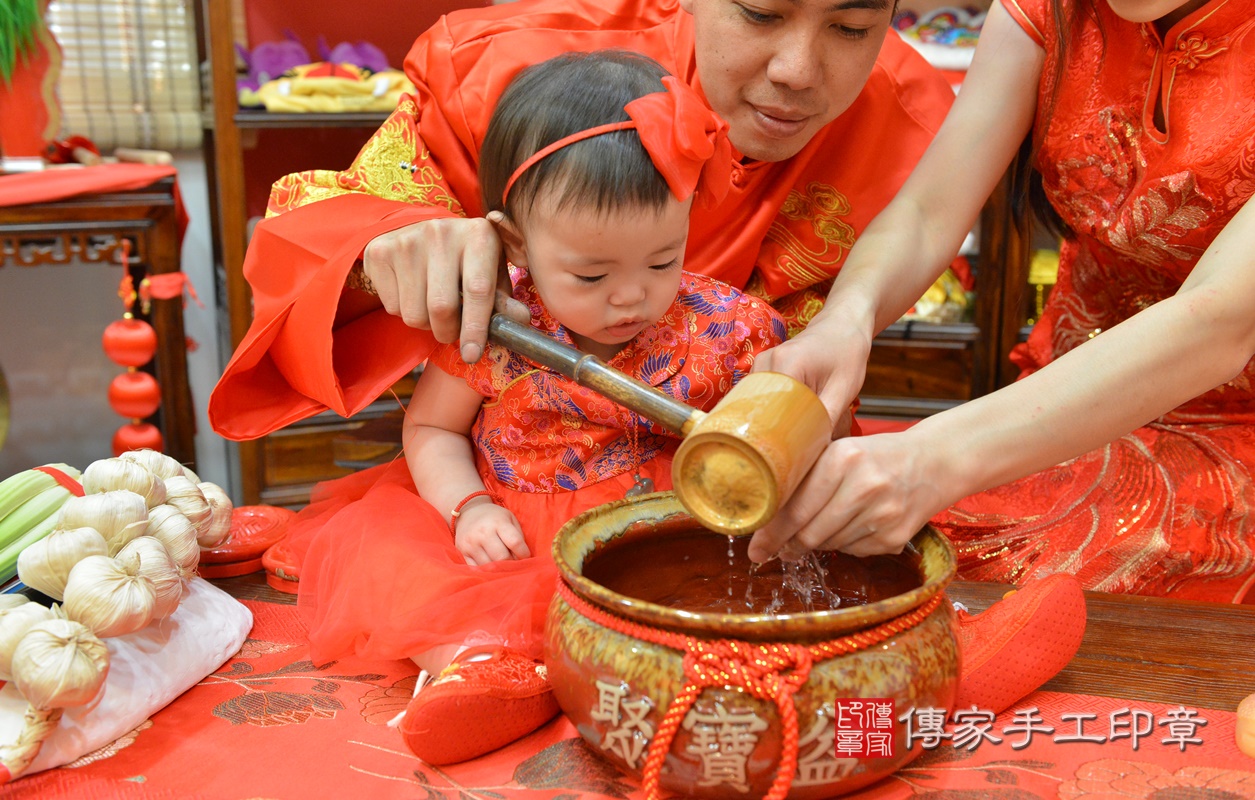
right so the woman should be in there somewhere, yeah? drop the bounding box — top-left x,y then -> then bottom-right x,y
751,0 -> 1255,603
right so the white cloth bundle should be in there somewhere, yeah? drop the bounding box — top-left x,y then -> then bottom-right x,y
0,578 -> 253,774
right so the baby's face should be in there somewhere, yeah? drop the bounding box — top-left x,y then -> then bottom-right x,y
514,194 -> 692,360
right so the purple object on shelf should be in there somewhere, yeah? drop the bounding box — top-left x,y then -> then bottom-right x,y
235,29 -> 311,91
318,36 -> 391,74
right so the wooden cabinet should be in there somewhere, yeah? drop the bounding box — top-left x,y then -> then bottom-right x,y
197,1 -> 1032,506
859,175 -> 1033,419
0,178 -> 197,470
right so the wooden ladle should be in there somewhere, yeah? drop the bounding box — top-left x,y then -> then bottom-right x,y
489,315 -> 831,535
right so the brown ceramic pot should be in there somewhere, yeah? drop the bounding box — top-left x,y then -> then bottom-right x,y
544,492 -> 959,799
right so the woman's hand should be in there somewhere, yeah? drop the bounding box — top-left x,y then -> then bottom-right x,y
747,429 -> 953,562
752,311 -> 874,436
454,501 -> 530,565
363,215 -> 529,362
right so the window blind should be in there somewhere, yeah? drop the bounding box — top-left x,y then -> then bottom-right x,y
45,0 -> 202,151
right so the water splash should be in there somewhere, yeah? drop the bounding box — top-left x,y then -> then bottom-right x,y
742,552 -> 842,614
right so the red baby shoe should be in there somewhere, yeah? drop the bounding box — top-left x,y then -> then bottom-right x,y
397,645 -> 560,765
953,573 -> 1087,714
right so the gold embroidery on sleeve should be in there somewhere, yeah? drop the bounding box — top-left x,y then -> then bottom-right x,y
267,97 -> 464,217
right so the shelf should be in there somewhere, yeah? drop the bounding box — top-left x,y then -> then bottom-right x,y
857,396 -> 964,419
877,320 -> 980,342
233,110 -> 390,128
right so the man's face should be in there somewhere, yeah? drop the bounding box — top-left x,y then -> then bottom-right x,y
681,0 -> 895,162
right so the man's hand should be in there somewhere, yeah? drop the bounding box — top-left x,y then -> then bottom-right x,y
362,216 -> 528,362
454,502 -> 530,565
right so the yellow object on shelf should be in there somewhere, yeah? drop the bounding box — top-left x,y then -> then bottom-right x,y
1027,248 -> 1061,324
246,63 -> 416,114
1029,248 -> 1060,286
903,266 -> 970,324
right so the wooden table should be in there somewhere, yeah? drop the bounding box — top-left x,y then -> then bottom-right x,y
211,575 -> 1255,713
0,177 -> 196,468
952,582 -> 1255,712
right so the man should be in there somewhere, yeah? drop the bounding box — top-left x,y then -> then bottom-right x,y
208,0 -> 954,439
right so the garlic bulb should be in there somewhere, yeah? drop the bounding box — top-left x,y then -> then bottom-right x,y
17,527 -> 109,601
0,603 -> 57,681
81,458 -> 166,508
181,465 -> 202,485
162,476 -> 212,539
144,505 -> 200,576
196,482 -> 233,549
115,538 -> 182,620
0,595 -> 30,611
118,448 -> 186,481
56,490 -> 149,555
10,619 -> 109,709
62,555 -> 155,638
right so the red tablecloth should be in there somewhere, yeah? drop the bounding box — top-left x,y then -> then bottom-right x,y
0,164 -> 175,207
0,164 -> 187,244
0,599 -> 1250,799
0,162 -> 188,249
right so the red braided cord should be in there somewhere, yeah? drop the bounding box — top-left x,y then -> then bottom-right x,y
555,582 -> 944,799
641,680 -> 700,799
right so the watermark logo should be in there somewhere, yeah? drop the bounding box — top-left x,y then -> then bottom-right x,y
833,699 -> 896,758
897,705 -> 1210,752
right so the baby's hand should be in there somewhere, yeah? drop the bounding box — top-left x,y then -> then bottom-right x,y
454,503 -> 530,565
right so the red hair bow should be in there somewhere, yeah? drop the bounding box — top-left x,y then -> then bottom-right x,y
501,76 -> 732,208
626,77 -> 731,208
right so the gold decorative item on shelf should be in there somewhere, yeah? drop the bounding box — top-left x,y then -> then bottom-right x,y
1027,248 -> 1060,325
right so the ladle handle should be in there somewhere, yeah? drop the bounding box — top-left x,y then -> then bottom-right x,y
488,315 -> 701,435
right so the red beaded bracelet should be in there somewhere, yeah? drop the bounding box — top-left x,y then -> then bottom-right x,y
449,490 -> 495,533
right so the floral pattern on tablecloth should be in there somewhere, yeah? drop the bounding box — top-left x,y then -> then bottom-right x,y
0,600 -> 1249,799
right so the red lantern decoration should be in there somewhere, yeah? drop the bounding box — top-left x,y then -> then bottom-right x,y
106,240 -> 165,457
107,371 -> 162,419
112,422 -> 164,454
102,318 -> 158,367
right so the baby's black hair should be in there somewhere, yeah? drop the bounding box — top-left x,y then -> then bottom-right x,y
479,50 -> 673,221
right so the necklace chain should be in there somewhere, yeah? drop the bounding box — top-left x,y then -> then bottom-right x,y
623,409 -> 653,497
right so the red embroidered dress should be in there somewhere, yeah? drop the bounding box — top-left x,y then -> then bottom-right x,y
292,272 -> 785,663
937,0 -> 1255,602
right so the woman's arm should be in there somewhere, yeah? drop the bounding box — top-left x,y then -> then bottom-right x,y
751,194 -> 1255,561
755,2 -> 1045,421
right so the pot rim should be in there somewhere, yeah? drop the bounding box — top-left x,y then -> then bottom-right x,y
552,492 -> 957,640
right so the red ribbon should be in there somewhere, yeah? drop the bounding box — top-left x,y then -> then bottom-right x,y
32,466 -> 86,497
501,77 -> 731,209
146,272 -> 204,308
626,76 -> 731,208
